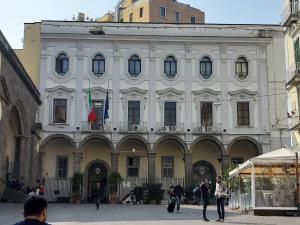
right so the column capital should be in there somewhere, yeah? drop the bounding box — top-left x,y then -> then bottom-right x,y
148,153 -> 156,157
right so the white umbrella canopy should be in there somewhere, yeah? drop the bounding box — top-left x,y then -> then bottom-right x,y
229,148 -> 300,178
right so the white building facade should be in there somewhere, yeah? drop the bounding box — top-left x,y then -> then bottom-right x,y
36,21 -> 289,201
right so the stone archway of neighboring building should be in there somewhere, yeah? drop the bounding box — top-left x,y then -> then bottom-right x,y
83,159 -> 111,202
39,134 -> 77,153
7,103 -> 26,179
226,136 -> 262,155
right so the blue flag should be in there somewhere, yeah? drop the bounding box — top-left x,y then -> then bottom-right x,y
103,90 -> 109,124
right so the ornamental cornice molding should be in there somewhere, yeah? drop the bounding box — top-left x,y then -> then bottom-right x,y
46,85 -> 75,93
157,88 -> 184,96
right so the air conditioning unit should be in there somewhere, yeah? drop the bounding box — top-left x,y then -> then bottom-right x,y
161,126 -> 169,132
132,124 -> 140,131
170,126 -> 177,132
195,126 -> 202,132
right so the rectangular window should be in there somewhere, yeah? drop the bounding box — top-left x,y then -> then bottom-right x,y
91,100 -> 104,130
129,13 -> 133,22
128,157 -> 139,177
161,157 -> 174,178
164,102 -> 176,126
56,156 -> 68,178
160,6 -> 166,18
140,7 -> 143,17
175,12 -> 180,23
128,101 -> 140,126
53,99 -> 67,123
237,102 -> 250,126
191,16 -> 196,24
201,102 -> 213,127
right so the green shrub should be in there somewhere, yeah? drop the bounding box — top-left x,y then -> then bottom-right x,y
72,172 -> 83,195
108,172 -> 122,194
143,183 -> 165,204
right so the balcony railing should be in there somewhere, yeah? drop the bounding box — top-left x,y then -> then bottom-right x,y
193,122 -> 222,133
286,62 -> 300,87
282,2 -> 299,26
119,121 -> 147,132
82,121 -> 111,132
290,115 -> 300,130
157,122 -> 184,133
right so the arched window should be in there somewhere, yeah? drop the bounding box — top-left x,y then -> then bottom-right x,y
235,57 -> 248,80
92,54 -> 105,76
128,55 -> 141,77
55,53 -> 69,75
200,56 -> 212,79
164,56 -> 177,79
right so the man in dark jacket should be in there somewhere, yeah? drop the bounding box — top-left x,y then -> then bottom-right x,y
14,196 -> 50,225
200,178 -> 210,222
173,183 -> 184,212
94,182 -> 103,210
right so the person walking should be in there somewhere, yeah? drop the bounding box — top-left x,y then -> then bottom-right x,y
200,178 -> 210,222
173,183 -> 184,213
94,182 -> 103,210
214,176 -> 226,222
13,196 -> 50,225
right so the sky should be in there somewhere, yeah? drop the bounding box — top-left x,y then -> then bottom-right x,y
0,0 -> 283,49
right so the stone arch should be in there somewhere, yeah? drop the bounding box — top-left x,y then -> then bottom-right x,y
39,134 -> 77,153
226,136 -> 262,155
153,135 -> 188,154
83,159 -> 111,201
79,134 -> 114,153
10,102 -> 27,136
192,160 -> 217,185
116,135 -> 151,153
190,136 -> 224,155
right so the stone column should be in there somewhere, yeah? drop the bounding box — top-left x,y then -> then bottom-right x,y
111,153 -> 119,173
184,153 -> 193,188
148,153 -> 156,183
222,154 -> 231,174
73,152 -> 82,174
14,136 -> 26,179
38,152 -> 45,181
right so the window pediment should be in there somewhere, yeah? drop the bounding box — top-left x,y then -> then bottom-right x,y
46,86 -> 75,93
157,88 -> 184,102
120,87 -> 147,101
83,87 -> 112,99
229,89 -> 257,101
193,89 -> 220,102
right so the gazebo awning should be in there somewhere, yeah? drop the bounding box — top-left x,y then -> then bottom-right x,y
229,148 -> 300,178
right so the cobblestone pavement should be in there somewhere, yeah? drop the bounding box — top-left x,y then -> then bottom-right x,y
0,203 -> 299,225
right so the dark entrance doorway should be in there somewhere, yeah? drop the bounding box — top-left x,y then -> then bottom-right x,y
87,162 -> 108,203
193,160 -> 216,187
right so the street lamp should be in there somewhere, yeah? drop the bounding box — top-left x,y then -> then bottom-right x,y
132,148 -> 136,155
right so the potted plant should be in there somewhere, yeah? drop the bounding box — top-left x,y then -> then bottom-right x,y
108,172 -> 122,204
143,183 -> 164,204
71,172 -> 83,204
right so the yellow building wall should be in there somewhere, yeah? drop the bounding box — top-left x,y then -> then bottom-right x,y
15,23 -> 41,87
80,143 -> 111,173
119,0 -> 150,22
118,152 -> 148,178
192,141 -> 221,176
229,140 -> 259,163
155,142 -> 185,179
43,145 -> 74,178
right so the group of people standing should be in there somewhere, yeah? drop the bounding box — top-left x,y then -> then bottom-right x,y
168,176 -> 227,222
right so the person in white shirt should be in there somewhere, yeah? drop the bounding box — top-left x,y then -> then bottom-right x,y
214,176 -> 226,222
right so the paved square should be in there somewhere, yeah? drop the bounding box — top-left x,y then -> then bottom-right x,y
0,203 -> 299,225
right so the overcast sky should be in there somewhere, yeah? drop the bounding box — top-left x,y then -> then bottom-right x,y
0,0 -> 283,49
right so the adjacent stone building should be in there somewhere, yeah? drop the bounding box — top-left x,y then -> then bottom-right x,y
0,31 -> 42,199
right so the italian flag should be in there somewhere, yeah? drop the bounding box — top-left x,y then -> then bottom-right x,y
88,81 -> 96,123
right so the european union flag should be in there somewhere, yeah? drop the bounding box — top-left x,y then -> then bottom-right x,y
103,90 -> 109,124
